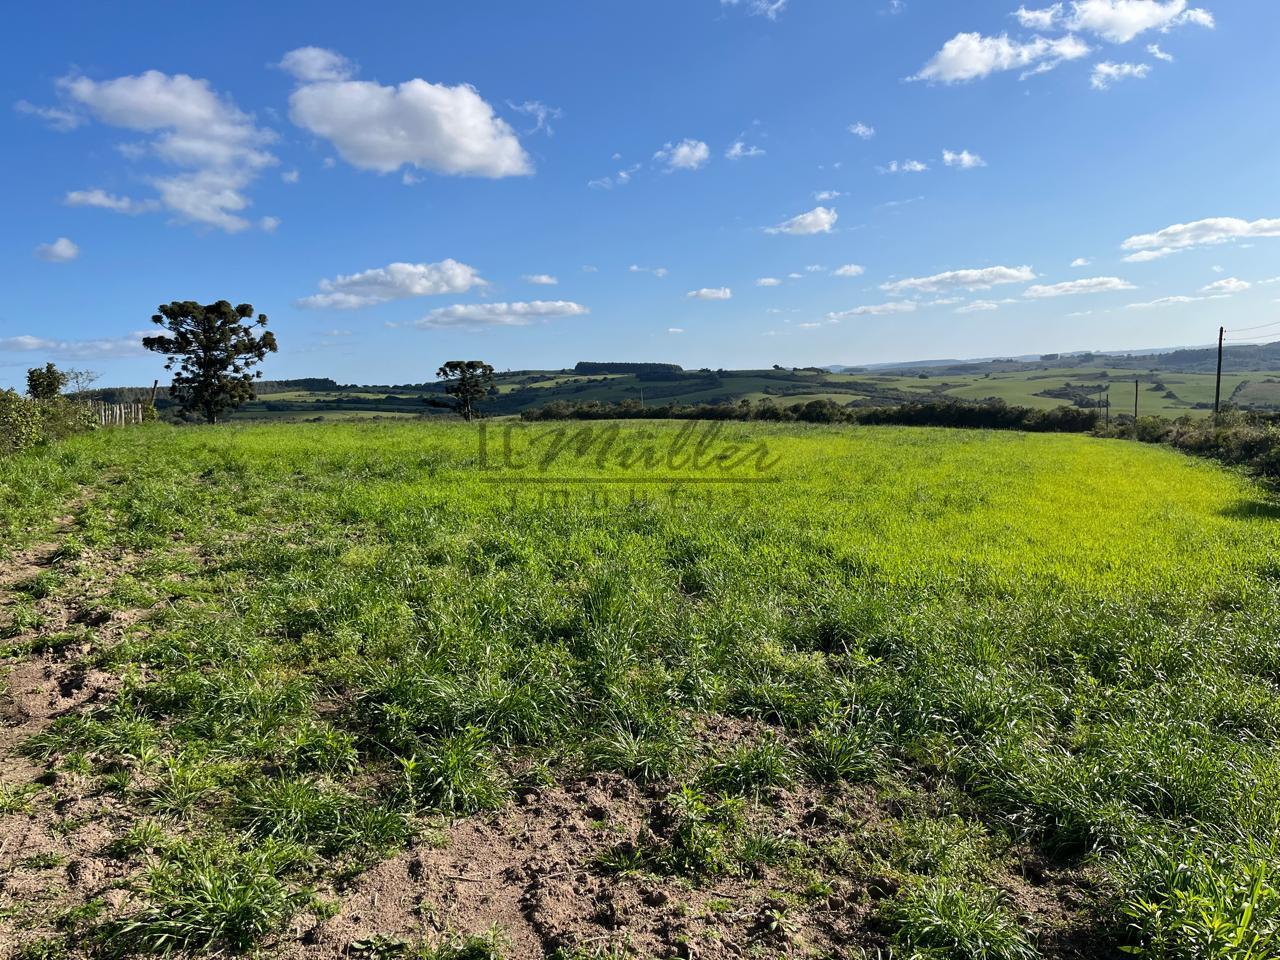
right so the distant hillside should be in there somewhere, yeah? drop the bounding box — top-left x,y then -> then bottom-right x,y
89,342 -> 1280,423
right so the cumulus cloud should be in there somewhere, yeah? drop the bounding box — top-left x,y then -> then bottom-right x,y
0,331 -> 147,359
881,265 -> 1036,294
654,139 -> 710,171
282,169 -> 300,184
415,300 -> 589,329
913,32 -> 1090,83
943,149 -> 986,168
1067,0 -> 1214,43
957,300 -> 1001,313
64,188 -> 159,214
756,277 -> 782,287
1121,216 -> 1280,261
34,237 -> 79,262
668,327 -> 685,334
826,301 -> 917,320
278,47 -> 356,82
1148,43 -> 1174,61
1071,257 -> 1092,267
833,264 -> 866,277
298,259 -> 485,309
1023,276 -> 1135,297
629,264 -> 669,278
848,121 -> 876,139
259,216 -> 280,232
1091,61 -> 1151,89
524,274 -> 558,285
814,190 -> 842,201
284,47 -> 530,178
726,140 -> 765,159
880,159 -> 929,173
687,287 -> 733,300
1201,277 -> 1251,294
1013,4 -> 1063,29
56,69 -> 276,232
767,206 -> 838,235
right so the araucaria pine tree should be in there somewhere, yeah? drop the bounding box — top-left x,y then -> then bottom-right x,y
143,301 -> 278,424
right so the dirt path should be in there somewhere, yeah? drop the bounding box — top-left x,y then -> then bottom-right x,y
0,503 -> 148,955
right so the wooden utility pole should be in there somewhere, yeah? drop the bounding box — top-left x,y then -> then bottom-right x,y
150,379 -> 159,405
1134,378 -> 1139,425
1214,326 -> 1224,421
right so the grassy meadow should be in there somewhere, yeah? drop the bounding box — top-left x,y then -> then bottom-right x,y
3,420 -> 1280,959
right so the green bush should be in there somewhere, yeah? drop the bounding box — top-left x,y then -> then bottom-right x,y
0,390 -> 96,455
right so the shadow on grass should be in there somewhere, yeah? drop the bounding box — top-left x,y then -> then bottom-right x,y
1220,499 -> 1280,521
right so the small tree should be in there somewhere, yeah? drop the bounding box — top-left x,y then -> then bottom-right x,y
435,361 -> 495,422
27,363 -> 67,400
63,368 -> 100,400
143,301 -> 277,424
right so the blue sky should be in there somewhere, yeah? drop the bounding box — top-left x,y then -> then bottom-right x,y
3,0 -> 1278,388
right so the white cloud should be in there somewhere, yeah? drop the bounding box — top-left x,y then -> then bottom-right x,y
805,264 -> 825,273
0,331 -> 147,359
1121,217 -> 1280,261
1067,0 -> 1214,44
1091,61 -> 1152,89
1201,277 -> 1251,295
756,277 -> 782,287
629,264 -> 669,278
14,99 -> 83,131
1013,4 -> 1063,29
814,190 -> 842,201
64,188 -> 159,214
827,301 -> 917,320
882,265 -> 1036,294
767,206 -> 838,235
956,300 -> 1001,313
285,49 -> 530,178
668,327 -> 685,334
721,0 -> 788,19
589,163 -> 640,189
258,216 -> 280,232
416,300 -> 588,329
282,169 -> 300,184
277,46 -> 356,82
943,149 -> 986,168
34,237 -> 79,262
726,140 -> 765,159
833,264 -> 865,277
913,32 -> 1090,83
1071,257 -> 1092,267
848,121 -> 876,139
1148,43 -> 1174,61
298,259 -> 485,309
880,159 -> 929,173
1023,276 -> 1135,297
508,100 -> 563,136
57,69 -> 276,232
524,274 -> 558,286
1126,294 -> 1210,308
687,287 -> 733,300
654,139 -> 710,171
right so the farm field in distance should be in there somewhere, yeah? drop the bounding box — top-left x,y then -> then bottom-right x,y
4,419 -> 1280,959
223,366 -> 1280,422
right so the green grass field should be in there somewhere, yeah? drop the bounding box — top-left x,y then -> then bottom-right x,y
3,421 -> 1280,958
222,364 -> 1280,423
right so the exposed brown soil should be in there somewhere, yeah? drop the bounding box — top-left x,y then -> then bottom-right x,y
0,510 -> 154,957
